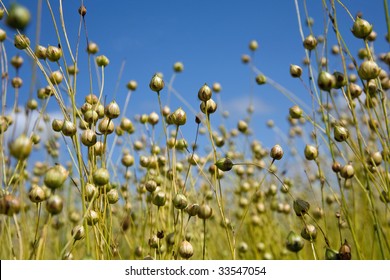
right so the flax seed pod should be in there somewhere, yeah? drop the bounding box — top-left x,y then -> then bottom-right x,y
149,73 -> 164,92
71,225 -> 85,241
93,168 -> 110,186
179,240 -> 194,259
9,134 -> 33,160
44,164 -> 69,190
198,84 -> 212,101
98,117 -> 115,134
14,34 -> 30,49
46,194 -> 63,215
81,129 -> 97,146
28,185 -> 46,203
46,45 -> 63,62
286,231 -> 304,252
198,204 -> 213,219
351,17 -> 373,39
96,55 -> 109,67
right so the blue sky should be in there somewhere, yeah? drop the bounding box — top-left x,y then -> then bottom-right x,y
1,0 -> 389,160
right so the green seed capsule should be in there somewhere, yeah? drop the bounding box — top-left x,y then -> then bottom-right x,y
198,84 -> 212,101
14,34 -> 30,49
293,198 -> 310,216
6,4 -> 31,30
149,73 -> 164,92
9,134 -> 33,160
96,55 -> 109,67
334,125 -> 349,142
216,157 -> 234,172
44,164 -> 69,190
71,225 -> 85,241
93,168 -> 110,186
46,45 -> 63,62
173,193 -> 188,210
179,240 -> 194,259
351,17 -> 373,39
198,204 -> 213,219
46,195 -> 63,215
286,231 -> 305,252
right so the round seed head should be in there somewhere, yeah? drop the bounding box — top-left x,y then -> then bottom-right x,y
152,191 -> 166,207
200,99 -> 217,114
46,45 -> 63,62
171,107 -> 187,126
186,203 -> 200,216
49,70 -> 63,85
14,34 -> 30,49
198,83 -> 212,102
317,71 -> 336,91
86,209 -> 99,225
149,73 -> 165,92
6,4 -> 31,30
44,164 -> 69,189
87,42 -> 99,54
121,153 -> 134,167
0,28 -> 6,42
9,134 -> 33,160
93,168 -> 110,186
107,188 -> 119,204
173,193 -> 188,210
84,183 -> 97,201
179,240 -> 194,259
286,231 -> 305,252
46,194 -> 63,215
104,100 -> 120,119
255,74 -> 267,85
28,185 -> 46,203
198,204 -> 213,219
333,71 -> 347,89
11,55 -> 24,69
289,105 -> 303,119
301,224 -> 317,240
72,225 -> 85,240
289,64 -> 302,78
81,129 -> 97,146
96,55 -> 109,67
358,60 -> 381,80
35,45 -> 47,59
304,144 -> 318,160
0,194 -> 21,216
249,39 -> 259,51
11,77 -> 23,88
98,117 -> 115,134
340,163 -> 355,179
293,198 -> 310,216
270,144 -> 284,160
334,125 -> 349,142
78,5 -> 87,16
61,120 -> 77,136
303,34 -> 317,50
325,247 -> 339,260
173,61 -> 184,72
338,240 -> 352,260
212,82 -> 222,93
351,17 -> 373,39
215,157 -> 234,172
127,80 -> 137,90
52,119 -> 64,132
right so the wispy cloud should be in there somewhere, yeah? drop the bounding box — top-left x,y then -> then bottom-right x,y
221,95 -> 274,117
3,109 -> 64,144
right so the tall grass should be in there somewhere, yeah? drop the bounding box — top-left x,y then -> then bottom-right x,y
0,0 -> 389,260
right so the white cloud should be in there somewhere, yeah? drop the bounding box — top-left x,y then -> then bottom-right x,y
221,95 -> 274,117
2,108 -> 64,145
